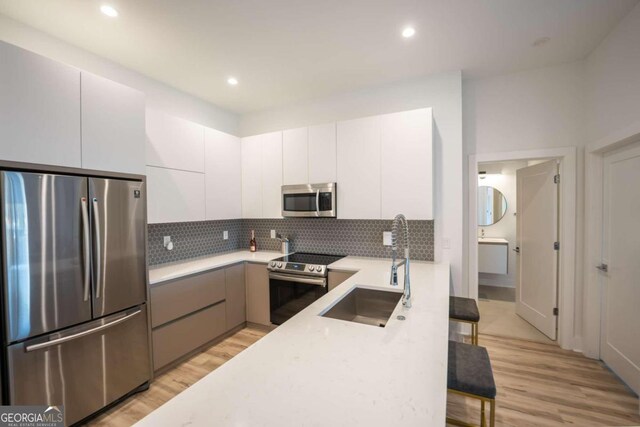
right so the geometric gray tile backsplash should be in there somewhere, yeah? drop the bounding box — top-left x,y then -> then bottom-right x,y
148,218 -> 434,266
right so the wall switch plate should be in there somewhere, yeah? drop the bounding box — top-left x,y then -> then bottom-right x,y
443,238 -> 451,249
383,231 -> 392,246
223,231 -> 228,240
271,230 -> 276,238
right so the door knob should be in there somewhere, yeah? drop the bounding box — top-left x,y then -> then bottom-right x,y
513,247 -> 520,253
596,263 -> 608,273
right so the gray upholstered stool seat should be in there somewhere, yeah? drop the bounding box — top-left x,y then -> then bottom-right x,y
449,296 -> 480,345
450,296 -> 480,322
447,340 -> 496,427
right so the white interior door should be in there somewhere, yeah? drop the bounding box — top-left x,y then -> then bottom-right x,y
600,143 -> 640,395
515,160 -> 558,340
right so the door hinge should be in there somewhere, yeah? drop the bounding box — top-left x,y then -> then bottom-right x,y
554,174 -> 560,184
554,241 -> 560,250
553,307 -> 559,316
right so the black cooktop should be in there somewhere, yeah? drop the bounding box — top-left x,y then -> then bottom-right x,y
272,252 -> 345,266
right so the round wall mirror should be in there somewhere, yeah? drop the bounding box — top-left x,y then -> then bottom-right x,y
477,186 -> 507,226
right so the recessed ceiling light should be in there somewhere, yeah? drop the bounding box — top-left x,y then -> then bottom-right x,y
227,77 -> 238,86
532,37 -> 551,47
402,27 -> 416,38
100,5 -> 118,17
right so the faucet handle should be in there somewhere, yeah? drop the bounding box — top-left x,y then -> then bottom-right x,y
390,264 -> 398,286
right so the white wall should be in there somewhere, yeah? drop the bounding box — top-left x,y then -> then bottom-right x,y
0,14 -> 239,135
477,161 -> 528,287
586,2 -> 640,144
240,72 -> 464,295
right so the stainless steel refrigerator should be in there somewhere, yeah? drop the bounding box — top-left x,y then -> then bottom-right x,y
1,170 -> 150,425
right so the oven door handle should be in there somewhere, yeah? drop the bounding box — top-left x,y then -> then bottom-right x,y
269,272 -> 327,287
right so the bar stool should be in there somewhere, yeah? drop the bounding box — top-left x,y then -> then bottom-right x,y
447,340 -> 497,427
449,296 -> 480,345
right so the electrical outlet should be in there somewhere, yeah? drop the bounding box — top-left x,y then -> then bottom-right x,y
443,238 -> 451,249
223,231 -> 228,240
383,231 -> 392,246
163,236 -> 171,246
270,230 -> 276,238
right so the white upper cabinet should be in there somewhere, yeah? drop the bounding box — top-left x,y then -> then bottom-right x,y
241,135 -> 263,218
205,128 -> 242,220
81,72 -> 146,174
381,108 -> 433,220
241,131 -> 283,218
337,116 -> 381,219
146,109 -> 205,172
146,166 -> 205,223
260,131 -> 283,218
282,127 -> 308,185
308,122 -> 337,183
0,41 -> 81,167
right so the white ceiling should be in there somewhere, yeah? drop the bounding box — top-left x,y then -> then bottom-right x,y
0,0 -> 637,113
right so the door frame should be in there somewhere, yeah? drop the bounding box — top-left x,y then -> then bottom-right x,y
468,147 -> 577,350
583,122 -> 640,359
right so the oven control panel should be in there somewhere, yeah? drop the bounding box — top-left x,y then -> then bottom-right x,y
268,261 -> 325,276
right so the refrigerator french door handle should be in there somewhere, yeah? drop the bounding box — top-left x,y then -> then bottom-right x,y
80,197 -> 91,302
25,309 -> 142,352
92,197 -> 102,299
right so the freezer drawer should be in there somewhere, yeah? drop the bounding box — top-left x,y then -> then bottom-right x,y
7,305 -> 150,426
2,171 -> 92,342
89,178 -> 146,318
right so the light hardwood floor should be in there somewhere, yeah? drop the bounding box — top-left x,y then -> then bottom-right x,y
88,328 -> 639,427
447,334 -> 640,427
87,326 -> 269,426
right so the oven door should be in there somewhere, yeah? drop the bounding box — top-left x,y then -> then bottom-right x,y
281,183 -> 336,217
269,272 -> 328,325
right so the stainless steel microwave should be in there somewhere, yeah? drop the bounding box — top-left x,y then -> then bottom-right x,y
281,183 -> 337,217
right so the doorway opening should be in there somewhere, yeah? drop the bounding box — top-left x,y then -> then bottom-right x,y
476,160 -> 558,344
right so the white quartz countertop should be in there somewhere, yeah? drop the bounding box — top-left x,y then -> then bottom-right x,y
148,250 -> 284,285
139,256 -> 450,426
477,237 -> 509,244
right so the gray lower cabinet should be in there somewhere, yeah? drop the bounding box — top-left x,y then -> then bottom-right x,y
152,303 -> 226,370
225,263 -> 246,330
150,263 -> 250,371
246,263 -> 271,326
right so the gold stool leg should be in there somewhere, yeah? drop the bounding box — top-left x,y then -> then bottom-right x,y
490,399 -> 496,427
480,399 -> 486,427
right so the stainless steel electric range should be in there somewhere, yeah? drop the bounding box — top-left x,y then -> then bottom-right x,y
267,252 -> 345,325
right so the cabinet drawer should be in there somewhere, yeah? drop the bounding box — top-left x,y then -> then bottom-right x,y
152,302 -> 226,370
150,269 -> 225,327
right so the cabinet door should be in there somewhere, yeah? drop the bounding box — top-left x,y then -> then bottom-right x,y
0,41 -> 81,167
381,108 -> 433,219
283,127 -> 308,185
205,128 -> 241,219
241,135 -> 263,218
308,123 -> 337,183
146,166 -> 205,223
81,72 -> 146,174
261,131 -> 283,218
146,109 -> 205,172
337,116 -> 381,219
246,263 -> 270,326
225,264 -> 246,330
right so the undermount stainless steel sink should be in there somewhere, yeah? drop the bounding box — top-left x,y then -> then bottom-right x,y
320,286 -> 403,327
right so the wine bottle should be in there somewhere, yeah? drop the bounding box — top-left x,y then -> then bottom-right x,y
249,230 -> 257,252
